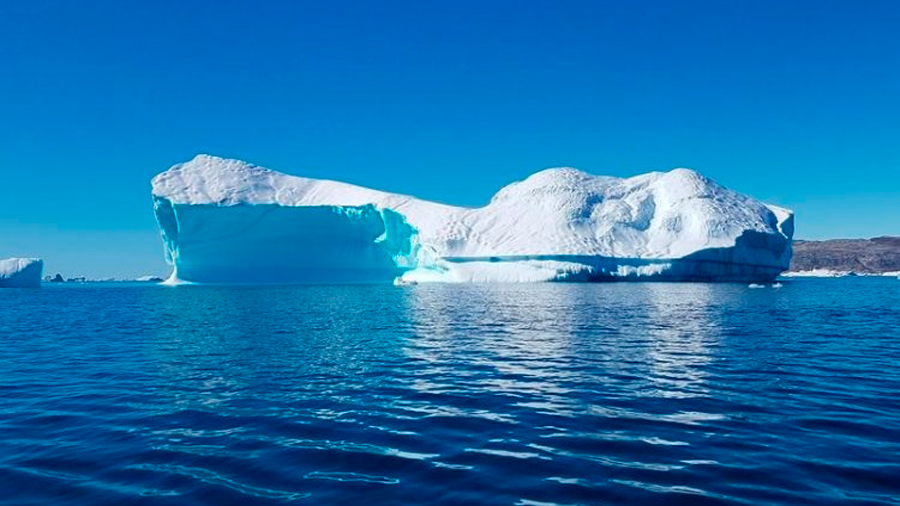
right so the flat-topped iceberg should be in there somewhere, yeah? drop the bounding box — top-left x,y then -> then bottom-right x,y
0,258 -> 44,288
152,155 -> 793,284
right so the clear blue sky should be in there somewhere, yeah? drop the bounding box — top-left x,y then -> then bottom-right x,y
1,1 -> 898,278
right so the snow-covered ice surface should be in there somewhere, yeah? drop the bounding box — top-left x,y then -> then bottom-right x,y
152,155 -> 794,284
0,258 -> 43,288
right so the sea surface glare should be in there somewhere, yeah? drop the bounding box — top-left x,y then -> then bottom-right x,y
1,279 -> 899,505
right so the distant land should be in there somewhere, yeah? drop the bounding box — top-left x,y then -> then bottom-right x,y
788,236 -> 900,274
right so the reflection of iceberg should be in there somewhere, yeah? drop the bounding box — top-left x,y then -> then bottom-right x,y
398,283 -> 724,420
152,155 -> 793,284
638,284 -> 719,399
0,258 -> 43,288
400,284 -> 586,419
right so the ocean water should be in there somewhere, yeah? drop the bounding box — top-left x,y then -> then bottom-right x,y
1,279 -> 898,506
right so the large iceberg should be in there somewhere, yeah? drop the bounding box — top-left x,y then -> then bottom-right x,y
152,155 -> 793,284
0,258 -> 44,288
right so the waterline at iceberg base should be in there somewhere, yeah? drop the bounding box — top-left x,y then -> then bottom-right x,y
151,155 -> 793,284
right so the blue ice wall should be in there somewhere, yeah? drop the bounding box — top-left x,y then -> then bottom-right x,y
153,198 -> 419,283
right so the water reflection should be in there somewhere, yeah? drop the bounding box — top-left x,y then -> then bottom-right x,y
393,283 -> 733,495
139,285 -> 418,415
637,283 -> 722,399
400,285 -> 586,417
400,283 -> 724,414
6,281 -> 900,506
137,283 -> 731,500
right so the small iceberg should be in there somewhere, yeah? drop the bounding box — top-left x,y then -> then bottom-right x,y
749,282 -> 782,289
134,275 -> 164,283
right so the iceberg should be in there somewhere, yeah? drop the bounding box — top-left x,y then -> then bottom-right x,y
152,155 -> 793,284
0,258 -> 44,288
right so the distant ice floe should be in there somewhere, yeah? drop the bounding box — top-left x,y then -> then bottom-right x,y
781,269 -> 850,278
134,275 -> 164,283
151,155 -> 794,284
748,282 -> 782,289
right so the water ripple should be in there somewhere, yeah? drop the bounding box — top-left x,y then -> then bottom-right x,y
1,280 -> 899,505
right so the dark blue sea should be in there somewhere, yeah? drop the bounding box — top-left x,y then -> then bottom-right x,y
1,279 -> 899,505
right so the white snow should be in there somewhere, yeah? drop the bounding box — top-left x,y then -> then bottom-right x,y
152,155 -> 794,284
0,258 -> 43,288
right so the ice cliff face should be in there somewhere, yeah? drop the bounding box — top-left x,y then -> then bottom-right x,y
0,258 -> 43,288
152,155 -> 793,284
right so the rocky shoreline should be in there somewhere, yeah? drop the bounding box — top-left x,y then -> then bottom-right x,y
787,237 -> 900,276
